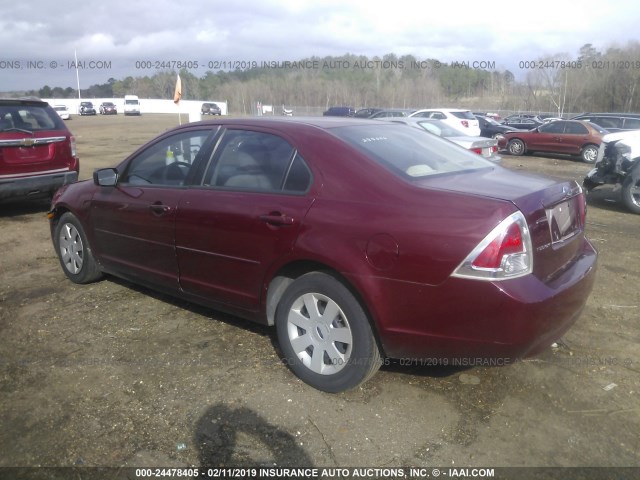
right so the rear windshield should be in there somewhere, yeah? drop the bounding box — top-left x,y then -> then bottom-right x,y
451,111 -> 476,120
0,104 -> 65,132
332,124 -> 493,179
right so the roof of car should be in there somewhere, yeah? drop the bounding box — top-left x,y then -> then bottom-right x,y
187,116 -> 394,130
0,97 -> 48,105
572,112 -> 640,118
413,108 -> 471,112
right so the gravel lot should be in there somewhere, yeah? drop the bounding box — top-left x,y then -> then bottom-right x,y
1,114 -> 638,471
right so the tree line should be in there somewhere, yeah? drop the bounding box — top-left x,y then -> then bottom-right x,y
14,42 -> 640,115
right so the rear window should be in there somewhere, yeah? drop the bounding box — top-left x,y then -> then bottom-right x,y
0,104 -> 64,132
451,111 -> 476,120
332,124 -> 493,179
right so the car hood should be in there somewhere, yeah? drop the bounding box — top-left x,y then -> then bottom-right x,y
601,129 -> 640,144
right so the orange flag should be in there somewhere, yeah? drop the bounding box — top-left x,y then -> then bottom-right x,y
173,74 -> 182,104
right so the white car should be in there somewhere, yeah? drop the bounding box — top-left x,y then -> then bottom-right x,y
53,105 -> 70,120
409,108 -> 480,136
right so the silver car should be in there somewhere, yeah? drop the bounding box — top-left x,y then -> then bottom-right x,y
386,117 -> 501,163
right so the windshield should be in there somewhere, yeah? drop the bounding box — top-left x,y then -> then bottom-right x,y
332,124 -> 493,179
415,120 -> 466,137
451,111 -> 475,120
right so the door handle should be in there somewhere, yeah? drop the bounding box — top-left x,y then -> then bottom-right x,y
259,213 -> 295,226
149,203 -> 172,216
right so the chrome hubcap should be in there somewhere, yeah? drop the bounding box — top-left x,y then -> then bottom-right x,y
509,141 -> 523,154
584,148 -> 597,162
286,293 -> 353,375
59,223 -> 84,274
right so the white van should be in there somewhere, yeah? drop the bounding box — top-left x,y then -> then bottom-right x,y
123,95 -> 141,116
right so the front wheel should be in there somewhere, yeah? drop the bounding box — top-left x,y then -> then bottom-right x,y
621,176 -> 640,214
275,272 -> 382,393
581,144 -> 599,163
507,139 -> 525,156
54,212 -> 103,284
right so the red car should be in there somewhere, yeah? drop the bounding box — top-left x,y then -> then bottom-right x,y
48,117 -> 597,392
1,97 -> 79,203
499,120 -> 607,163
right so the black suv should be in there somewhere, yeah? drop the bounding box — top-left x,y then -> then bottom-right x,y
0,97 -> 79,203
571,113 -> 640,132
323,106 -> 356,117
201,102 -> 222,115
79,101 -> 96,115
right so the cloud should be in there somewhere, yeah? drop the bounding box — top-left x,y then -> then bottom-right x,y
2,0 -> 640,90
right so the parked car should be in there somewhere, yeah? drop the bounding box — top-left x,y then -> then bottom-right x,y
473,111 -> 501,121
501,116 -> 544,130
499,120 -> 607,163
79,101 -> 96,116
201,102 -> 222,115
48,117 -> 597,393
99,102 -> 117,115
388,117 -> 501,162
409,108 -> 481,136
368,109 -> 416,119
475,115 -> 517,139
53,105 -> 70,120
0,97 -> 79,203
503,113 -> 542,121
123,95 -> 141,116
583,130 -> 640,214
322,106 -> 355,117
570,113 -> 640,132
354,108 -> 383,118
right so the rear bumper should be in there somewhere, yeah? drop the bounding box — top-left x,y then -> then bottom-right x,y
0,170 -> 78,202
363,238 -> 597,362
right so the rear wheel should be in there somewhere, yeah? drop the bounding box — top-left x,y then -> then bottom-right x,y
54,212 -> 103,284
621,175 -> 640,214
275,272 -> 381,393
581,144 -> 599,163
507,138 -> 525,156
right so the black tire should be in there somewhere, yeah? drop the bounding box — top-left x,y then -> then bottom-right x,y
581,144 -> 599,164
507,138 -> 525,156
54,212 -> 103,284
621,175 -> 640,214
275,272 -> 382,393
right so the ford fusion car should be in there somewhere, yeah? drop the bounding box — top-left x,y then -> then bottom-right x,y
48,117 -> 597,393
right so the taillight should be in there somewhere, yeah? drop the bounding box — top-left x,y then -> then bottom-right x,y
461,120 -> 469,128
577,191 -> 587,227
69,135 -> 79,172
70,135 -> 77,159
470,147 -> 483,155
452,211 -> 533,281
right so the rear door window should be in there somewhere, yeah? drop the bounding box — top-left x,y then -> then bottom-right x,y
203,130 -> 312,194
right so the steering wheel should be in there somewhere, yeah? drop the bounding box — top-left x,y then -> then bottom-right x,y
161,161 -> 191,184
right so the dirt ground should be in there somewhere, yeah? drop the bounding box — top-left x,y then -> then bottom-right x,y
0,114 -> 639,471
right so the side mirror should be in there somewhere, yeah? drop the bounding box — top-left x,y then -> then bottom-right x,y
93,168 -> 118,186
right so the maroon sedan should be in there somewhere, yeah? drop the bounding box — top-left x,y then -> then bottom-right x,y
498,120 -> 607,163
48,117 -> 597,392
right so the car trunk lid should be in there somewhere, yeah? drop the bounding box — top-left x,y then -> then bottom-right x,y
417,167 -> 588,282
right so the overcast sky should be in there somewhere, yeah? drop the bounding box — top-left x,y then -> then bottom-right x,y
2,0 -> 639,92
